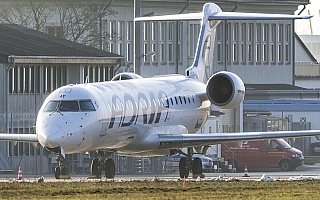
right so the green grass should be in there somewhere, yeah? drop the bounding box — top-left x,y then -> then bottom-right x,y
0,180 -> 319,199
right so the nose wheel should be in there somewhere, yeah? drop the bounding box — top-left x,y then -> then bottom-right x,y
54,153 -> 70,179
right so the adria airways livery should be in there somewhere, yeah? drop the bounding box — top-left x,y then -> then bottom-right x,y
0,3 -> 317,179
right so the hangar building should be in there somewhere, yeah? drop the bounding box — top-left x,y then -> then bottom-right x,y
0,24 -> 123,174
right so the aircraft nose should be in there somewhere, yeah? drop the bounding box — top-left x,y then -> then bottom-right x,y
38,126 -> 64,148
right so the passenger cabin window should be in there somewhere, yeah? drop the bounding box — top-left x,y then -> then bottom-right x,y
43,100 -> 96,112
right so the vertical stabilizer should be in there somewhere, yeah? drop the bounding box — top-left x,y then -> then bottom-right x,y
186,3 -> 221,83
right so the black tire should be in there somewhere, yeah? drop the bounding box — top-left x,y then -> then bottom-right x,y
105,158 -> 115,178
192,157 -> 202,175
54,167 -> 61,179
91,158 -> 101,177
280,160 -> 292,171
179,157 -> 189,178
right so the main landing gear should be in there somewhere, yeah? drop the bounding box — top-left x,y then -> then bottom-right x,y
178,147 -> 203,179
90,151 -> 115,179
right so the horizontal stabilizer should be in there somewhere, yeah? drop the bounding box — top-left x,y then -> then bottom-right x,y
135,12 -> 311,22
135,12 -> 202,21
209,12 -> 312,20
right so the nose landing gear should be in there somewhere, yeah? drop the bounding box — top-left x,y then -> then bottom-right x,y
54,149 -> 70,179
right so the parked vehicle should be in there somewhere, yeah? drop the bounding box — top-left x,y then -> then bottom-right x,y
221,139 -> 304,171
163,154 -> 214,173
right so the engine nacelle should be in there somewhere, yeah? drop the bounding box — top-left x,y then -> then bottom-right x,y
206,71 -> 245,109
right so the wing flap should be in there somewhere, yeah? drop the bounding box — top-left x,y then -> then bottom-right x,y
0,134 -> 38,143
158,130 -> 320,149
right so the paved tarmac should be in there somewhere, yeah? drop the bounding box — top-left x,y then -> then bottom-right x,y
1,164 -> 320,182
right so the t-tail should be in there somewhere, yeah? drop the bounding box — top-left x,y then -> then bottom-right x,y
185,3 -> 221,83
135,3 -> 311,83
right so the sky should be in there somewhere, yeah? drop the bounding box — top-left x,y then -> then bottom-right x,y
295,0 -> 320,35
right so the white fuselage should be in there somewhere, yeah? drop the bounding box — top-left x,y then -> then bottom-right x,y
36,75 -> 211,155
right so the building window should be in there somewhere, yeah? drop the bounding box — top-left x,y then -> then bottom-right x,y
256,23 -> 262,63
248,23 -> 254,63
262,24 -> 269,63
168,22 -> 174,62
83,65 -> 113,83
160,22 -> 166,62
46,26 -> 63,37
126,21 -> 133,62
151,22 -> 158,62
271,24 -> 277,64
232,22 -> 239,63
43,65 -> 67,93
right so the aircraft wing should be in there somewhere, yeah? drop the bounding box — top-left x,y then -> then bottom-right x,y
158,130 -> 320,148
0,134 -> 38,142
135,12 -> 311,22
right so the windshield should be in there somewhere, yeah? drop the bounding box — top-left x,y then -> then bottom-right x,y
79,100 -> 96,111
60,101 -> 79,111
277,139 -> 292,149
43,101 -> 59,112
43,100 -> 96,112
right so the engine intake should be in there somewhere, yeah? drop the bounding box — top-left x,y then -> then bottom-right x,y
206,71 -> 245,109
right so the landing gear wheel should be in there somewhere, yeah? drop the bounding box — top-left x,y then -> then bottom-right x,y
192,157 -> 203,176
54,167 -> 61,179
179,157 -> 189,178
91,158 -> 101,177
280,160 -> 292,171
105,158 -> 115,178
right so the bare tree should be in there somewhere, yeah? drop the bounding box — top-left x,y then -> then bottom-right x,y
0,0 -> 118,48
54,0 -> 118,46
0,0 -> 55,31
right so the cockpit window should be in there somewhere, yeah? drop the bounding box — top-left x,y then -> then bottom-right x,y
44,101 -> 59,112
59,101 -> 79,111
80,100 -> 96,111
44,100 -> 96,112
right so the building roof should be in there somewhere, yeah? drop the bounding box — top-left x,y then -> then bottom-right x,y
245,84 -> 307,90
0,24 -> 123,63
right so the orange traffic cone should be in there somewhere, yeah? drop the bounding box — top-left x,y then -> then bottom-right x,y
242,165 -> 250,177
17,166 -> 23,180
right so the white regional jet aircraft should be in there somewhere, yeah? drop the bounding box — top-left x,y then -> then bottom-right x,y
0,3 -> 317,179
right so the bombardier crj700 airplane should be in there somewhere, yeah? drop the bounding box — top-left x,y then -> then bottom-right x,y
0,3 -> 318,179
